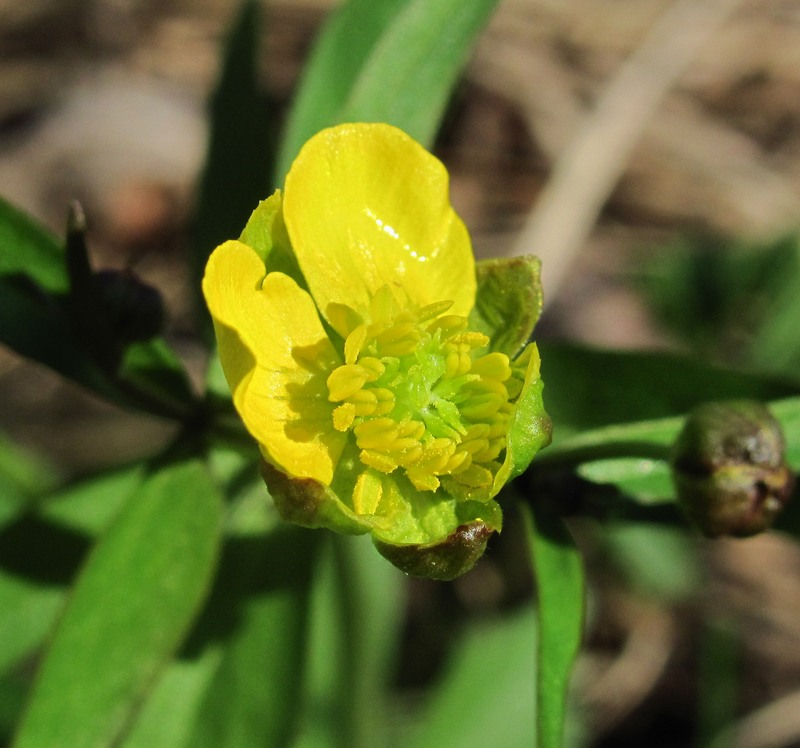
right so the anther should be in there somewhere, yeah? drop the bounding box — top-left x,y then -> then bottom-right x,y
471,352 -> 512,382
327,364 -> 369,401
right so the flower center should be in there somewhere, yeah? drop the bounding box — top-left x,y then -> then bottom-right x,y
326,285 -> 520,496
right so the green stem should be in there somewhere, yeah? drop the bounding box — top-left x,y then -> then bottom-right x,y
533,439 -> 673,472
331,535 -> 370,748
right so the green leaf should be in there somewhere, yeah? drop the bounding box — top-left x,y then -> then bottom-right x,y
521,501 -> 584,748
471,255 -> 543,358
189,0 -> 275,329
0,566 -> 67,678
540,343 -> 798,437
0,197 -> 67,293
0,434 -> 59,530
14,459 -> 223,748
277,0 -> 500,177
0,466 -> 147,682
120,647 -> 223,748
185,524 -> 321,748
297,535 -> 404,746
37,462 -> 145,536
118,339 -> 198,419
0,274 -> 114,396
410,605 -> 538,748
0,203 -> 197,419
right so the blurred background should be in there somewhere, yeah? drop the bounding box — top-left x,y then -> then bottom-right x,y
2,0 -> 800,745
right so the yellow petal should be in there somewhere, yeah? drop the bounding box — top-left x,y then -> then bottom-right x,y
283,123 -> 475,329
203,240 -> 345,484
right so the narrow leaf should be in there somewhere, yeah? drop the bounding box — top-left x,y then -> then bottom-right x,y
186,525 -> 322,748
297,535 -> 404,746
521,501 -> 584,748
0,197 -> 66,292
189,0 -> 275,327
276,0 -> 409,179
277,0 -> 499,177
0,466 -> 144,678
410,605 -> 537,748
540,342 -> 798,436
120,647 -> 223,748
338,0 -> 499,146
14,459 -> 223,748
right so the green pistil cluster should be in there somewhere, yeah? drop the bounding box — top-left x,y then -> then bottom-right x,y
326,286 -> 522,497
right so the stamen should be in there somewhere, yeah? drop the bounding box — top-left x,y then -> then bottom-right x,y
327,364 -> 369,401
344,324 -> 369,364
325,284 -> 520,498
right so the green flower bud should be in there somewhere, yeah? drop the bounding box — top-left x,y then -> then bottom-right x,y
671,400 -> 794,537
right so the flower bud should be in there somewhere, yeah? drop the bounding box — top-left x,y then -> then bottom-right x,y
671,400 -> 794,537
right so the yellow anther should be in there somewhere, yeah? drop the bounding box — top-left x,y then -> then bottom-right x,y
472,437 -> 505,463
349,389 -> 378,416
358,357 -> 385,380
460,393 -> 505,420
344,324 -> 369,365
453,463 -> 493,489
354,418 -> 399,450
327,364 -> 368,401
397,419 -> 426,440
377,322 -> 420,356
372,388 -> 396,415
445,450 -> 471,474
463,424 -> 491,440
387,436 -> 424,453
360,449 -> 398,474
471,352 -> 512,382
487,416 -> 508,439
407,469 -> 441,492
449,331 -> 490,349
352,470 -> 383,514
461,437 -> 490,456
427,314 -> 467,337
333,403 -> 356,431
395,444 -> 424,467
416,299 -> 453,322
416,438 -> 457,473
444,350 -> 462,379
465,377 -> 509,399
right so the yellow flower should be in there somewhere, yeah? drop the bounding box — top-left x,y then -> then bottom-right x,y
203,123 -> 550,578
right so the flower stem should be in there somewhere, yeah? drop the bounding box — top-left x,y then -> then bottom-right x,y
532,439 -> 673,472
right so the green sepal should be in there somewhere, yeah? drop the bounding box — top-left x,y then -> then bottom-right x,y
493,344 -> 552,492
373,520 -> 494,581
470,255 -> 543,358
261,457 -> 503,578
238,192 -> 306,289
260,460 -> 372,536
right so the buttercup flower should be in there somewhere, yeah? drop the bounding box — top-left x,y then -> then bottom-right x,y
203,123 -> 550,579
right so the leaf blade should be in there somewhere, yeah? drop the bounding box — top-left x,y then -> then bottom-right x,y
14,458 -> 223,748
277,0 -> 500,177
522,502 -> 584,748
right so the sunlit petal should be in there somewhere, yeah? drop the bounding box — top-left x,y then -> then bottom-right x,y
203,240 -> 346,484
283,123 -> 475,328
